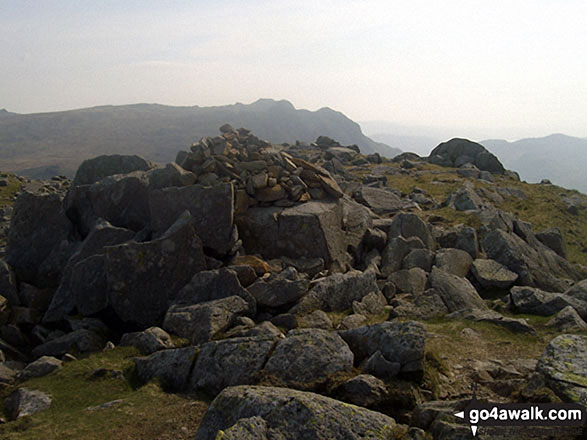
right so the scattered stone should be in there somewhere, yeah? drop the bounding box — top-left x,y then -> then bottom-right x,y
298,310 -> 333,329
381,236 -> 426,277
120,327 -> 175,355
4,388 -> 52,420
402,248 -> 435,272
470,258 -> 519,290
86,399 -> 123,411
388,213 -> 435,250
32,329 -> 106,358
17,356 -> 62,381
546,306 -> 587,332
389,268 -> 428,295
435,224 -> 479,258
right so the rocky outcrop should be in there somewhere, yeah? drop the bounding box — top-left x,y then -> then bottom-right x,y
72,154 -> 154,186
428,138 -> 505,174
429,267 -> 487,313
194,385 -> 398,440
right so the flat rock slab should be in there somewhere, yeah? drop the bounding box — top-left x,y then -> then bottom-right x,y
194,385 -> 398,440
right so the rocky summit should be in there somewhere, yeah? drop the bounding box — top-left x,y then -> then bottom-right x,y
0,126 -> 586,439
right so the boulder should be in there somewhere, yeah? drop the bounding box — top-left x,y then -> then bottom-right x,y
483,229 -> 581,293
163,296 -> 253,345
134,346 -> 198,391
298,310 -> 334,329
149,183 -> 234,256
146,162 -> 197,189
6,191 -> 74,287
429,267 -> 487,312
32,329 -> 106,358
106,211 -> 207,327
389,268 -> 428,295
435,224 -> 479,258
447,309 -> 536,335
194,385 -> 397,440
263,329 -> 353,388
444,187 -> 485,211
470,258 -> 519,290
402,248 -> 435,272
352,291 -> 387,316
4,388 -> 52,420
247,267 -> 309,308
336,374 -> 388,408
340,321 -> 426,379
291,269 -> 379,313
535,228 -> 567,258
381,236 -> 426,277
508,286 -> 587,320
190,336 -> 278,395
340,196 -> 373,250
119,327 -> 175,355
353,186 -> 405,215
433,248 -> 473,277
43,219 -> 134,322
536,335 -> 587,405
565,279 -> 587,302
388,213 -> 435,250
428,138 -> 505,174
17,356 -> 62,381
546,306 -> 587,332
72,154 -> 154,186
218,416 -> 268,440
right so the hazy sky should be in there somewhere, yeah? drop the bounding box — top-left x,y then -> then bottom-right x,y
1,0 -> 586,140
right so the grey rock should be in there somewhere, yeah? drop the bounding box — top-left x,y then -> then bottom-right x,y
361,351 -> 401,378
146,162 -> 197,189
190,336 -> 278,395
337,374 -> 388,408
389,268 -> 428,295
338,313 -> 368,330
72,154 -> 154,186
429,267 -> 487,312
435,224 -> 479,258
163,296 -> 252,345
411,288 -> 450,319
325,146 -> 357,163
6,191 -> 74,287
264,329 -> 353,388
535,228 -> 567,258
298,310 -> 333,329
0,363 -> 17,384
565,279 -> 587,302
106,211 -> 207,326
120,327 -> 175,355
220,416 -> 268,440
509,286 -> 587,320
428,138 -> 505,174
471,258 -> 519,290
536,335 -> 587,405
244,321 -> 284,338
381,236 -> 426,277
226,264 -> 257,287
340,321 -> 427,379
32,329 -> 106,358
445,186 -> 486,211
247,267 -> 309,308
0,260 -> 19,306
270,314 -> 298,331
434,248 -> 473,277
149,183 -> 234,256
448,309 -> 536,335
353,186 -> 405,215
402,248 -> 435,272
352,291 -> 387,316
388,213 -> 435,250
546,306 -> 587,332
17,356 -> 62,381
280,257 -> 325,278
134,346 -> 198,391
194,385 -> 397,440
5,388 -> 52,420
340,196 -> 373,250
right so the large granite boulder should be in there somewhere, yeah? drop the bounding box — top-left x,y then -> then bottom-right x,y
536,335 -> 587,405
388,213 -> 435,250
72,154 -> 154,186
428,138 -> 505,174
429,267 -> 487,312
263,329 -> 354,388
6,191 -> 75,287
148,183 -> 235,256
190,336 -> 279,395
106,211 -> 207,327
340,321 -> 427,380
194,385 -> 398,440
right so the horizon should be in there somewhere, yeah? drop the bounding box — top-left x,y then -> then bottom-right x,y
2,1 -> 587,140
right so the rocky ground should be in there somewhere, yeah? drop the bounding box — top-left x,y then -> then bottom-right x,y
0,125 -> 586,439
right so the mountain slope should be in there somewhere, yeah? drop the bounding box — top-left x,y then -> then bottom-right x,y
482,134 -> 587,193
0,99 -> 400,179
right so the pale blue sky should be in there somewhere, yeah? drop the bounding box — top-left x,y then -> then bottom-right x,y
1,0 -> 586,139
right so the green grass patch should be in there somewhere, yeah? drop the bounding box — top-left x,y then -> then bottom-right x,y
0,173 -> 22,208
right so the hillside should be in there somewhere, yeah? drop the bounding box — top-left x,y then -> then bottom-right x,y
0,99 -> 399,179
482,134 -> 587,193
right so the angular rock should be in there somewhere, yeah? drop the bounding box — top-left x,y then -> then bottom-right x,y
389,268 -> 428,295
444,187 -> 485,211
264,329 -> 353,388
352,291 -> 387,316
340,321 -> 427,379
32,329 -> 106,358
134,346 -> 198,391
429,267 -> 487,312
149,183 -> 234,256
388,213 -> 435,250
17,356 -> 62,381
433,248 -> 473,277
428,138 -> 505,174
536,335 -> 587,405
106,212 -> 207,326
338,313 -> 368,330
435,224 -> 479,258
5,388 -> 52,420
353,186 -> 405,215
247,267 -> 309,308
220,416 -> 268,440
336,374 -> 388,408
471,258 -> 519,290
381,236 -> 426,277
536,228 -> 567,258
508,286 -> 587,320
298,310 -> 333,329
448,309 -> 536,335
194,385 -> 397,440
546,306 -> 587,332
402,248 -> 434,272
190,336 -> 278,395
120,327 -> 175,355
163,296 -> 252,345
72,154 -> 154,186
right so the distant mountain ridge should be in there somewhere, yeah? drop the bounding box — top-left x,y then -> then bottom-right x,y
0,99 -> 400,179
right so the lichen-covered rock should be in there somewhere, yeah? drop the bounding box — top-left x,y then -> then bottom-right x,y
388,268 -> 428,295
31,329 -> 105,358
435,224 -> 479,258
247,267 -> 309,308
381,236 -> 426,277
352,291 -> 387,316
402,248 -> 435,272
263,329 -> 353,388
17,356 -> 62,381
120,327 -> 175,355
134,346 -> 198,391
509,286 -> 587,320
388,213 -> 435,250
148,183 -> 235,256
536,334 -> 587,405
336,374 -> 389,408
72,154 -> 154,186
4,388 -> 52,420
190,336 -> 278,395
194,385 -> 398,440
433,248 -> 473,277
353,186 -> 405,215
429,267 -> 487,312
298,310 -> 334,330
471,258 -> 519,290
106,211 -> 207,327
535,227 -> 567,258
546,306 -> 587,332
220,416 -> 268,440
340,321 -> 426,380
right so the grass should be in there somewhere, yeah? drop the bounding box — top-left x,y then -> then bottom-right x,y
0,173 -> 22,208
0,347 -> 208,440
